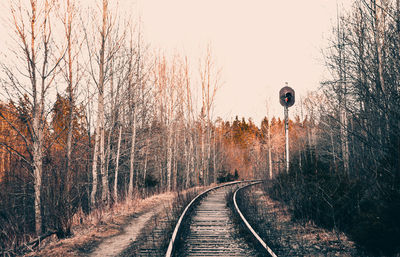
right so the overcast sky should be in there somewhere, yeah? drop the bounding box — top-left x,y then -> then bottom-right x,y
0,0 -> 353,124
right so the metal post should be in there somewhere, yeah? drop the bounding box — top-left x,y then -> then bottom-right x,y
284,105 -> 289,173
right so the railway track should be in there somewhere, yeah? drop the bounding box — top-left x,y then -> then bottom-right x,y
166,181 -> 277,257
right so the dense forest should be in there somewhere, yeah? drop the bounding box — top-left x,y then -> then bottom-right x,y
0,0 -> 399,255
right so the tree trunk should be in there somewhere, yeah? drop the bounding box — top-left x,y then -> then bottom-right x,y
99,91 -> 108,204
128,107 -> 137,198
33,116 -> 43,235
185,130 -> 191,188
191,132 -> 196,186
337,16 -> 350,176
91,119 -> 100,207
213,129 -> 217,184
200,126 -> 205,185
268,120 -> 273,179
65,0 -> 74,210
330,129 -> 337,172
113,125 -> 122,202
166,127 -> 173,191
206,122 -> 211,185
173,133 -> 177,191
142,125 -> 151,195
158,155 -> 163,192
340,107 -> 349,175
99,0 -> 108,205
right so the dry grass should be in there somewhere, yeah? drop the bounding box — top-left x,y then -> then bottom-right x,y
25,192 -> 176,257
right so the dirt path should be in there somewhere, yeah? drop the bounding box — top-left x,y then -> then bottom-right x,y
25,193 -> 175,257
90,208 -> 161,257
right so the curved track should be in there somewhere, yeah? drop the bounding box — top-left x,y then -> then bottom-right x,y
166,181 -> 275,257
234,182 -> 277,257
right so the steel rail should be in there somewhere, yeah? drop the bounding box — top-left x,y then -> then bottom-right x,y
165,180 -> 258,257
233,181 -> 278,257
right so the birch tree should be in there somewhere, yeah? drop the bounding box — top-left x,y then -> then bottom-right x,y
153,55 -> 179,191
86,0 -> 124,206
1,0 -> 64,235
127,72 -> 138,197
199,46 -> 220,185
54,0 -> 85,234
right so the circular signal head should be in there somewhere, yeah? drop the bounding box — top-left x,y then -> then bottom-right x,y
279,86 -> 295,107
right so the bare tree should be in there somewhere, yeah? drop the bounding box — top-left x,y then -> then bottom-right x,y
153,54 -> 180,191
86,0 -> 125,206
113,123 -> 122,201
199,46 -> 221,185
1,0 -> 64,235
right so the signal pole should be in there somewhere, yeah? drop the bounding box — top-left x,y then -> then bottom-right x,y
284,105 -> 289,173
279,84 -> 295,174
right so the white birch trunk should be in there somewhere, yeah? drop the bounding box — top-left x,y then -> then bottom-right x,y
99,71 -> 108,204
99,0 -> 109,205
91,116 -> 100,206
128,107 -> 137,198
113,125 -> 122,202
104,125 -> 113,195
32,108 -> 43,234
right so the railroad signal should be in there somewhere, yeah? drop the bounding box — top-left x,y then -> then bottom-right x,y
279,86 -> 295,107
279,84 -> 295,173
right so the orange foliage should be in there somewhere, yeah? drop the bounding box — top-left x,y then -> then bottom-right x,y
51,93 -> 86,152
215,115 -> 311,180
0,101 -> 31,182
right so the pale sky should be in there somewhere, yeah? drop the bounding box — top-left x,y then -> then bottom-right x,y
0,0 -> 353,124
133,0 -> 353,123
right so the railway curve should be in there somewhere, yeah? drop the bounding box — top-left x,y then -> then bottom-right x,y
165,180 -> 275,257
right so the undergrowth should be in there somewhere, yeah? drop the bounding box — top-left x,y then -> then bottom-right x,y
269,150 -> 400,256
